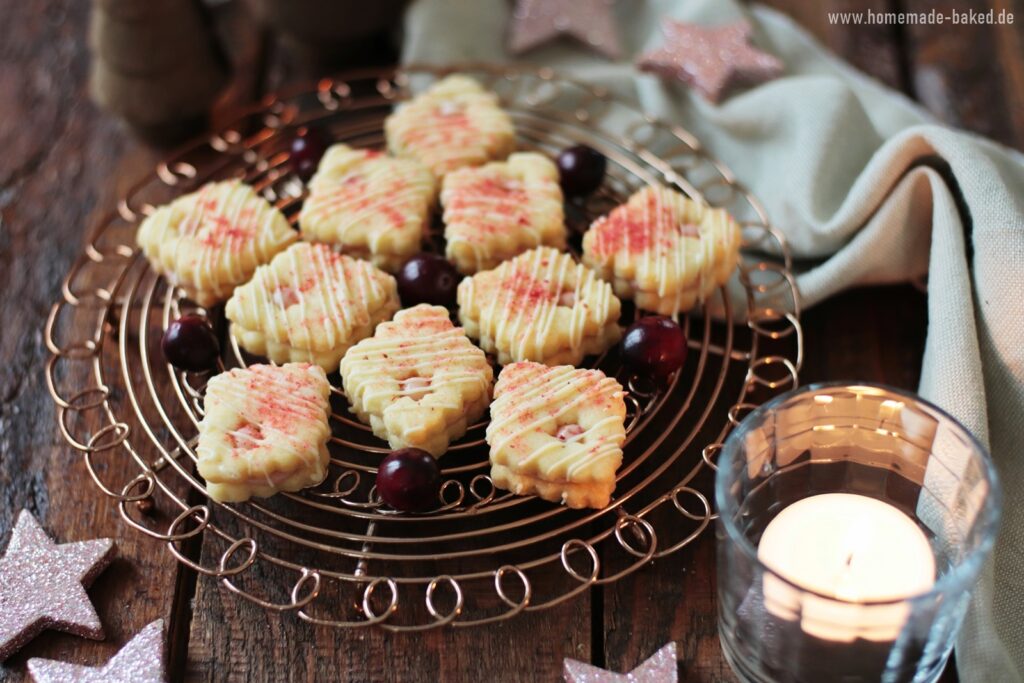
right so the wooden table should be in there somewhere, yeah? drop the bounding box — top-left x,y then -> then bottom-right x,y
1,1 -> 1021,681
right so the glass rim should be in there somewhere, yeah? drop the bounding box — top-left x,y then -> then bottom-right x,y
715,380 -> 1003,607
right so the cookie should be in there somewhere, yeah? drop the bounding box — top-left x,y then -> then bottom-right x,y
225,242 -> 400,372
339,305 -> 493,457
457,247 -> 621,366
136,180 -> 297,307
298,144 -> 436,273
385,74 -> 515,179
197,363 -> 332,503
582,185 -> 742,315
486,362 -> 627,509
441,152 -> 566,274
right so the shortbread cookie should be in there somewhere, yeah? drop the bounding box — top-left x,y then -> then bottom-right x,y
385,74 -> 515,178
226,242 -> 400,372
137,180 -> 297,307
298,145 -> 436,272
197,363 -> 332,503
487,362 -> 627,509
442,152 -> 566,274
582,185 -> 742,315
339,305 -> 493,457
457,247 -> 621,366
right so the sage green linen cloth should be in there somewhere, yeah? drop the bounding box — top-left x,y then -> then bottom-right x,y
401,0 -> 1024,679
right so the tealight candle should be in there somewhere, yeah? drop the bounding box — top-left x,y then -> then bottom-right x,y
757,493 -> 936,642
716,383 -> 1000,683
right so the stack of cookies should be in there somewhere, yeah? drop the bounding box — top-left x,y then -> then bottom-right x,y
136,74 -> 742,510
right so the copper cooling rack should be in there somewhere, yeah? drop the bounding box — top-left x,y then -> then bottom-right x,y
45,64 -> 803,630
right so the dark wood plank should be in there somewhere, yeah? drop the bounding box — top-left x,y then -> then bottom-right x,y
799,285 -> 928,387
755,0 -> 909,88
0,1 -> 180,680
603,527 -> 726,682
183,460 -> 593,681
186,557 -> 590,682
762,0 -> 1024,151
0,2 -> 264,681
900,0 -> 1024,151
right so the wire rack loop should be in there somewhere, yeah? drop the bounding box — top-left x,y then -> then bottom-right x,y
44,64 -> 803,630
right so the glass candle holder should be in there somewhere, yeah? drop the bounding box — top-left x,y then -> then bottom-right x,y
716,383 -> 1001,683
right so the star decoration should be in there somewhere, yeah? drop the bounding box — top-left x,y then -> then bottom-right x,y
508,0 -> 622,59
27,619 -> 166,683
637,19 -> 783,102
564,642 -> 678,682
0,510 -> 115,661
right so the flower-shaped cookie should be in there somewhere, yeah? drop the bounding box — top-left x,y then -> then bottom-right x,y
197,363 -> 332,503
299,144 -> 436,273
442,152 -> 566,274
486,362 -> 627,509
385,74 -> 515,179
339,305 -> 493,457
457,247 -> 621,366
226,242 -> 400,372
137,180 -> 297,306
582,185 -> 742,315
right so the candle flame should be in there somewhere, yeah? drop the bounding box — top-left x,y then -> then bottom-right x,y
834,522 -> 873,602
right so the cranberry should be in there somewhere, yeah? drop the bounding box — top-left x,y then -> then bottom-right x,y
556,145 -> 606,197
375,448 -> 441,512
161,314 -> 220,372
620,316 -> 687,379
290,126 -> 331,180
397,254 -> 460,307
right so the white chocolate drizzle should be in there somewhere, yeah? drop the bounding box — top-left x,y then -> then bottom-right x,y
299,145 -> 435,257
384,75 -> 515,177
458,247 -> 618,362
442,153 -> 564,273
487,363 -> 626,481
138,179 -> 295,302
340,306 -> 491,415
587,185 -> 736,312
201,363 -> 330,488
228,242 -> 396,354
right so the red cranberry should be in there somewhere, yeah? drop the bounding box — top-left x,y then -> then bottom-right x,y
290,126 -> 331,180
397,254 -> 460,307
161,315 -> 220,372
556,145 -> 606,197
375,448 -> 441,512
620,316 -> 687,379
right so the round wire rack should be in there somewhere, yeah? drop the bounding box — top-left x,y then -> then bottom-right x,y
45,64 -> 803,630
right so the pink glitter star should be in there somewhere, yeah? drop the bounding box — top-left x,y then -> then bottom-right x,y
27,620 -> 166,683
0,510 -> 115,661
637,19 -> 783,102
508,0 -> 622,59
564,642 -> 678,682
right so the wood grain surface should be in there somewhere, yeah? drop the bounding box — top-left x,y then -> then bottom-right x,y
0,0 -> 1020,681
